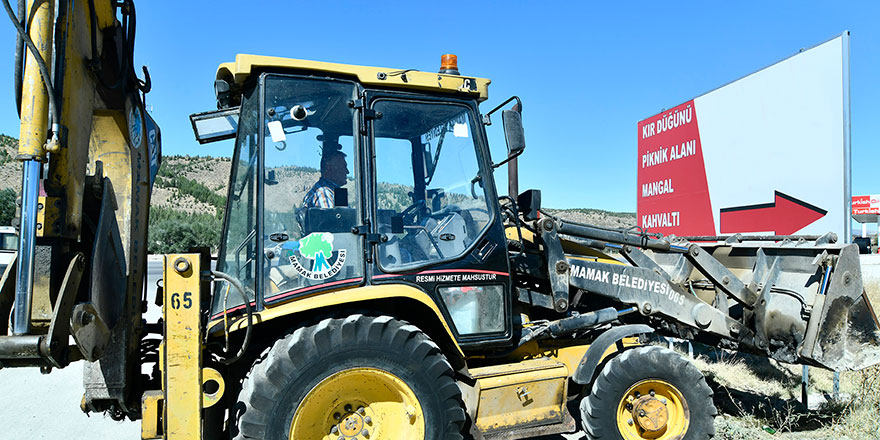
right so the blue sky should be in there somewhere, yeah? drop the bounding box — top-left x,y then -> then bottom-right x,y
0,1 -> 877,219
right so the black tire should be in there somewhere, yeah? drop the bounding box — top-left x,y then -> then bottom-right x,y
232,314 -> 465,440
580,345 -> 715,440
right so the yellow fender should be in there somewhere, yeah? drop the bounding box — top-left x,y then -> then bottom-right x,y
210,284 -> 464,358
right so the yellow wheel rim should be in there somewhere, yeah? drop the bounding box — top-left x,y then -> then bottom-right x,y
289,368 -> 425,440
615,379 -> 689,440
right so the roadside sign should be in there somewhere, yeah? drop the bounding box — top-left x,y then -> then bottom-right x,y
637,33 -> 851,239
852,194 -> 880,225
852,195 -> 880,215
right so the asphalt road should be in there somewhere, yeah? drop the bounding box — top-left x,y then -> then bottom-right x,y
0,257 -> 583,439
0,256 -> 165,440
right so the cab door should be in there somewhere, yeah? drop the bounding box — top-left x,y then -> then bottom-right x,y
257,75 -> 366,306
366,94 -> 513,347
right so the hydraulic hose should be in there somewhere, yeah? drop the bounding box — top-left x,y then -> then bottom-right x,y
123,0 -> 148,93
2,0 -> 60,135
12,0 -> 23,115
211,270 -> 253,365
482,307 -> 637,359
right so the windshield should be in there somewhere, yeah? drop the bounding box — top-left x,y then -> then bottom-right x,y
373,99 -> 491,271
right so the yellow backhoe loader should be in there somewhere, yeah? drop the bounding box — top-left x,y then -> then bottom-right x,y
1,1 -> 878,439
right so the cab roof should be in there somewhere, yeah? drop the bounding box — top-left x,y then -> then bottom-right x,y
217,54 -> 491,102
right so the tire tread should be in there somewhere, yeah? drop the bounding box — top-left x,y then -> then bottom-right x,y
231,314 -> 464,439
579,345 -> 715,440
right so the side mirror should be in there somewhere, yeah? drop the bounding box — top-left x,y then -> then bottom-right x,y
502,109 -> 525,158
485,96 -> 526,169
423,145 -> 436,180
190,106 -> 239,144
517,189 -> 541,221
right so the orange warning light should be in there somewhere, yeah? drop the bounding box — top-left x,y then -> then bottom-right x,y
439,54 -> 460,75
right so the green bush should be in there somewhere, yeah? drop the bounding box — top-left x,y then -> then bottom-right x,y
0,134 -> 16,165
148,206 -> 222,254
147,157 -> 230,254
0,188 -> 15,226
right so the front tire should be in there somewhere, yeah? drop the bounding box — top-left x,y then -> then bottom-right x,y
232,314 -> 465,440
580,345 -> 715,440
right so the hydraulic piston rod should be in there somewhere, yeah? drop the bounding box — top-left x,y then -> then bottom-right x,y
12,0 -> 54,335
555,220 -> 686,253
13,160 -> 40,334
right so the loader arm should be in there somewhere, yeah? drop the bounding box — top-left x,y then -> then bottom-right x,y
526,214 -> 880,371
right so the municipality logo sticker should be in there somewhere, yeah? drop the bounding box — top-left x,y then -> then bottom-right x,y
129,106 -> 143,148
289,232 -> 347,280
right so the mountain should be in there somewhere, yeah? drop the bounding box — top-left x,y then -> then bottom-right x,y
0,135 -> 19,192
153,155 -> 231,215
0,135 -> 637,251
545,208 -> 636,230
149,155 -> 637,230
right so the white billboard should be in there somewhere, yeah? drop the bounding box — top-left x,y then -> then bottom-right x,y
637,32 -> 851,239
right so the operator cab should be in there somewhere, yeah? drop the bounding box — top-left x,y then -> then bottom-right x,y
193,56 -> 520,348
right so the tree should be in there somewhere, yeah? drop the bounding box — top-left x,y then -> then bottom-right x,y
148,206 -> 221,254
0,188 -> 16,226
150,221 -> 202,254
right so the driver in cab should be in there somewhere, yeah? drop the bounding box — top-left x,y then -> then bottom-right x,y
302,147 -> 348,208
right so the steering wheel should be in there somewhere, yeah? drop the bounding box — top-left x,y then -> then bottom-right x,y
400,199 -> 427,225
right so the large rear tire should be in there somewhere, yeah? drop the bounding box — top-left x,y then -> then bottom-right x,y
580,345 -> 715,440
232,314 -> 465,440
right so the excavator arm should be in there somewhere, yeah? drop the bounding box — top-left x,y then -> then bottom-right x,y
0,0 -> 160,418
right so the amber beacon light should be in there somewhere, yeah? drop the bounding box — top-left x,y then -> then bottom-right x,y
439,54 -> 460,75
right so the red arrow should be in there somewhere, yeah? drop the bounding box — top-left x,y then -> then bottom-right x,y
720,191 -> 827,235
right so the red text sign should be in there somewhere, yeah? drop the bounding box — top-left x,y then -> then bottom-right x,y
637,101 -> 715,236
853,195 -> 880,215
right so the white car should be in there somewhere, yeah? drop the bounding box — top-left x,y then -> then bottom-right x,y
0,226 -> 16,278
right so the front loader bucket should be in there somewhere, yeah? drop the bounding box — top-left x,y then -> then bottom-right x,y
801,245 -> 880,371
547,216 -> 880,372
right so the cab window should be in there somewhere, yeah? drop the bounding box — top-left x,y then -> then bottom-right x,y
214,85 -> 260,313
372,99 -> 491,270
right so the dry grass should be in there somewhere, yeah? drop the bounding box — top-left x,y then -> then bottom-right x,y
865,280 -> 879,313
691,355 -> 799,399
706,263 -> 880,439
0,161 -> 20,192
546,209 -> 636,230
829,366 -> 880,439
691,348 -> 880,440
